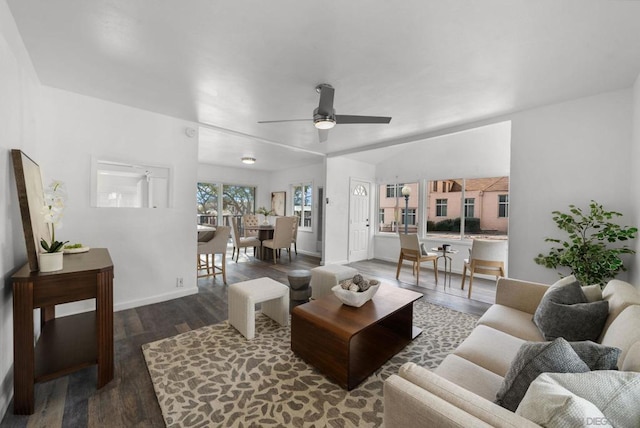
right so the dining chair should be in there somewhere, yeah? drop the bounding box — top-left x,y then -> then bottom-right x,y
461,239 -> 507,299
242,214 -> 259,238
197,225 -> 230,283
289,216 -> 299,255
395,233 -> 438,285
262,216 -> 296,264
230,220 -> 260,262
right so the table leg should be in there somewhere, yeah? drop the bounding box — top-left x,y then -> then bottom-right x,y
96,270 -> 114,388
13,281 -> 35,414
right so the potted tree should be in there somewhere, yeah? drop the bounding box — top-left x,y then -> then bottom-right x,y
534,201 -> 637,287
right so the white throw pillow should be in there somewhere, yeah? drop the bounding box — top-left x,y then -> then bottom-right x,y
516,371 -> 640,428
582,284 -> 603,303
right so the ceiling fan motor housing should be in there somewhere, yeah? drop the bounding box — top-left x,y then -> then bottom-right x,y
313,107 -> 336,129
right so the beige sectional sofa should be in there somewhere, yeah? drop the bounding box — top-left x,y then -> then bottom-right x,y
384,277 -> 640,427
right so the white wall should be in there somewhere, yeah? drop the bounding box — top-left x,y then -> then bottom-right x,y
324,157 -> 376,265
37,87 -> 199,314
509,89 -> 635,284
373,122 -> 511,271
0,0 -> 42,417
630,75 -> 640,286
269,162 -> 325,256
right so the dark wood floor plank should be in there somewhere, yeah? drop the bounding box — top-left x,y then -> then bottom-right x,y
2,249 -> 493,427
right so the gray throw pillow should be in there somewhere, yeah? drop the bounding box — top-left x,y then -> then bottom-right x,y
534,300 -> 609,341
569,341 -> 621,370
533,277 -> 609,341
495,338 -> 590,412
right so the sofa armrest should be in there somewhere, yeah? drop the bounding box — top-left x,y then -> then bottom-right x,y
495,277 -> 550,314
395,362 -> 540,428
384,374 -> 494,428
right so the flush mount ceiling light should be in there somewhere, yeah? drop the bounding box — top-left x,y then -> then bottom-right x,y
241,157 -> 256,165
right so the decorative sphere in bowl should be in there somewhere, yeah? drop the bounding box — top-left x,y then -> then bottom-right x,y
331,284 -> 380,307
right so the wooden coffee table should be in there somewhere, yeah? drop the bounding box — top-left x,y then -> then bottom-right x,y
291,284 -> 422,390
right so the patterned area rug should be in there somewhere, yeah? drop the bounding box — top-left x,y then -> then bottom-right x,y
142,300 -> 478,427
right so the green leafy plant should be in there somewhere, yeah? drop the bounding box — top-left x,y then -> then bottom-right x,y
534,201 -> 637,286
256,206 -> 274,216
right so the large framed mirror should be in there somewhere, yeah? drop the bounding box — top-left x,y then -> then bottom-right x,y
11,149 -> 50,271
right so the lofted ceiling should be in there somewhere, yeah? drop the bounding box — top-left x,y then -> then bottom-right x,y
8,0 -> 640,171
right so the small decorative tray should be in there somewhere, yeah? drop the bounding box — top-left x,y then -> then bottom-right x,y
63,247 -> 90,254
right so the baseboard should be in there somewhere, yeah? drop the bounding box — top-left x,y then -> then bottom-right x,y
114,287 -> 199,312
295,249 -> 321,258
322,259 -> 350,266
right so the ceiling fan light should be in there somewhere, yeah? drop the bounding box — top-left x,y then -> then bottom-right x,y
241,157 -> 256,164
314,118 -> 335,130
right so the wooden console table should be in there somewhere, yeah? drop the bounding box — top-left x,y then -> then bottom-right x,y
11,248 -> 114,415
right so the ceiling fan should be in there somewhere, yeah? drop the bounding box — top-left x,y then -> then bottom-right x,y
258,84 -> 392,142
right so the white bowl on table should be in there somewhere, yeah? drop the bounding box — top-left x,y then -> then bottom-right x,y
331,284 -> 380,308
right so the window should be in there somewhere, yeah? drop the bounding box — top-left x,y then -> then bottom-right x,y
498,194 -> 509,218
197,182 -> 219,225
293,183 -> 313,229
197,182 -> 255,226
464,198 -> 475,218
378,182 -> 419,233
426,177 -> 509,240
386,183 -> 404,198
436,199 -> 448,217
403,208 -> 417,225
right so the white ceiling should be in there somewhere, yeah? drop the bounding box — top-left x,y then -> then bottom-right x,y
8,0 -> 640,171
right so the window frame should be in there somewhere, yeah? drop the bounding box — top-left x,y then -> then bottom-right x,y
292,181 -> 313,231
498,194 -> 509,218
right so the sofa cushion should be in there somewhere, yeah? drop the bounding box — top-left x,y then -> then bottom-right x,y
516,371 -> 640,428
477,304 -> 544,342
621,342 -> 640,372
601,279 -> 640,338
600,305 -> 640,368
495,338 -> 590,412
582,284 -> 603,302
453,325 -> 525,377
434,354 -> 505,401
533,277 -> 608,341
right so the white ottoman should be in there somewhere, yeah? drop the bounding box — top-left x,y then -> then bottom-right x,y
310,264 -> 358,299
228,277 -> 289,339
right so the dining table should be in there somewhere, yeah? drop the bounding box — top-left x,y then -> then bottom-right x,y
197,224 -> 216,242
244,225 -> 274,259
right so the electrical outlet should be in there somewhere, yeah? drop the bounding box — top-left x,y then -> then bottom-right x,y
176,277 -> 184,288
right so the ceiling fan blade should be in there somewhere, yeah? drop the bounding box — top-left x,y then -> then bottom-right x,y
317,84 -> 335,116
335,115 -> 392,124
258,119 -> 311,124
318,129 -> 329,142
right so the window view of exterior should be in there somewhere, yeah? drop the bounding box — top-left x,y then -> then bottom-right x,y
426,177 -> 509,240
197,182 -> 218,225
378,182 -> 419,233
197,182 -> 256,227
293,183 -> 312,229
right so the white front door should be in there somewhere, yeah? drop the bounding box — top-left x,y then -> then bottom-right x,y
349,179 -> 371,262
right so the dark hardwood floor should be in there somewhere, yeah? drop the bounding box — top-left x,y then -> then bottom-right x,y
1,245 -> 492,428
